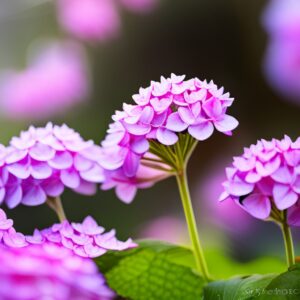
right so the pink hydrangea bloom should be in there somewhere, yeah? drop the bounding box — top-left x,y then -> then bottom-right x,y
0,41 -> 89,120
0,208 -> 27,248
26,215 -> 136,258
262,0 -> 300,102
57,0 -> 120,42
0,242 -> 114,300
99,74 -> 237,202
220,136 -> 300,225
120,0 -> 157,13
1,123 -> 104,208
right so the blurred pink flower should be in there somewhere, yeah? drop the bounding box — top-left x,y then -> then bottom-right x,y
139,216 -> 187,244
0,243 -> 114,300
57,0 -> 120,42
262,0 -> 300,102
197,164 -> 254,233
0,41 -> 89,120
27,215 -> 136,258
120,0 -> 157,13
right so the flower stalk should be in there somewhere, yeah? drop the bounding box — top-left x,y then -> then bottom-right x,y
150,134 -> 210,281
271,209 -> 295,268
176,170 -> 210,281
46,197 -> 67,223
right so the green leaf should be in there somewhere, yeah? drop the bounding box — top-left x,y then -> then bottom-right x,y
257,264 -> 300,300
205,249 -> 286,280
95,240 -> 205,300
203,274 -> 276,300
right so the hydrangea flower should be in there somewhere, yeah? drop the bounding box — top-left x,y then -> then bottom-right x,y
57,0 -> 120,42
0,208 -> 27,248
262,0 -> 300,102
220,136 -> 300,225
99,74 -> 238,202
26,215 -> 136,258
1,123 -> 104,208
0,242 -> 114,300
0,41 -> 89,120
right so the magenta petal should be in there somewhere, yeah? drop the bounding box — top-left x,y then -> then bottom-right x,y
123,151 -> 140,177
284,150 -> 300,167
80,164 -> 105,182
188,122 -> 214,141
31,161 -> 52,179
242,194 -> 271,219
255,156 -> 281,176
29,143 -> 55,161
165,112 -> 188,132
74,180 -> 96,195
271,165 -> 293,184
178,107 -> 196,125
214,114 -> 239,132
150,98 -> 172,113
42,178 -> 64,197
3,231 -> 27,248
49,151 -> 73,169
5,185 -> 22,209
156,128 -> 178,145
60,169 -> 80,188
116,183 -> 137,203
123,122 -> 151,136
0,188 -> 5,205
273,184 -> 298,210
288,205 -> 300,226
22,185 -> 47,206
73,154 -> 93,171
7,162 -> 30,179
227,179 -> 254,196
5,149 -> 28,164
131,138 -> 149,154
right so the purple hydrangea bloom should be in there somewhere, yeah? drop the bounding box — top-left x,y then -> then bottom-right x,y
0,41 -> 89,120
27,215 -> 136,258
99,74 -> 237,202
220,136 -> 300,225
57,0 -> 120,42
0,242 -> 114,300
1,123 -> 104,208
262,0 -> 300,102
0,208 -> 27,248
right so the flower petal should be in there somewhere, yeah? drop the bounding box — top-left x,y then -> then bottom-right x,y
156,128 -> 178,145
188,122 -> 214,141
273,184 -> 298,210
165,112 -> 188,132
242,194 -> 271,219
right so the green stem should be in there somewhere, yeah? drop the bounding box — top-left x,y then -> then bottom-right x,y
176,170 -> 210,282
280,220 -> 295,268
46,197 -> 67,223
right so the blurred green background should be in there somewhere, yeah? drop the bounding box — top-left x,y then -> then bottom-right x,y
0,0 -> 299,263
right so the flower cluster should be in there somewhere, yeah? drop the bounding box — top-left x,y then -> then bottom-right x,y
99,74 -> 238,202
27,216 -> 136,258
0,242 -> 114,300
262,0 -> 300,102
0,41 -> 89,120
220,136 -> 300,225
0,123 -> 104,208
